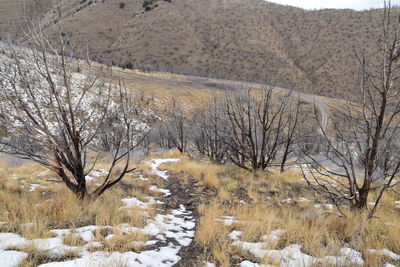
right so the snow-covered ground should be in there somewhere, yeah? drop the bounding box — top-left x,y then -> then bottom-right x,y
0,158 -> 198,267
210,215 -> 399,267
230,227 -> 365,266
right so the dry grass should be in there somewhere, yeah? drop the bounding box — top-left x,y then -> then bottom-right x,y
1,151 -> 399,266
0,157 -> 163,266
196,201 -> 234,266
102,230 -> 150,253
0,185 -> 152,235
19,250 -> 79,267
160,156 -> 400,266
196,199 -> 400,266
152,150 -> 182,159
157,155 -> 225,187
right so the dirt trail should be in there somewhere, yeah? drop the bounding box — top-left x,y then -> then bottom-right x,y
158,164 -> 218,266
149,159 -> 206,266
164,175 -> 203,266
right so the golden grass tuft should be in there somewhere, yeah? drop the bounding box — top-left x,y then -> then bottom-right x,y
1,179 -> 23,193
196,201 -> 236,266
159,156 -> 225,187
63,232 -> 87,247
19,249 -> 79,267
102,230 -> 149,253
196,201 -> 226,247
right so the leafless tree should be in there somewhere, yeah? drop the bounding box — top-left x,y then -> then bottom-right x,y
223,88 -> 296,171
279,94 -> 306,173
0,27 -> 147,200
301,2 -> 400,217
148,122 -> 175,150
192,97 -> 227,163
169,108 -> 190,154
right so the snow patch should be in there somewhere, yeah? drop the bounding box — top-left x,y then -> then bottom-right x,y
139,175 -> 149,181
314,203 -> 334,210
151,159 -> 180,180
121,197 -> 162,210
0,250 -> 28,267
28,184 -> 46,192
39,243 -> 181,267
85,176 -> 96,182
90,169 -> 108,177
0,233 -> 77,257
149,185 -> 171,197
323,247 -> 364,265
261,229 -> 286,244
232,230 -> 364,266
368,248 -> 400,261
240,260 -> 264,267
229,230 -> 242,240
215,216 -> 239,226
0,233 -> 28,250
30,238 -> 78,256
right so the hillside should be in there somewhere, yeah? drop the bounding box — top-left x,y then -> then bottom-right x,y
0,0 -> 388,98
0,0 -> 54,38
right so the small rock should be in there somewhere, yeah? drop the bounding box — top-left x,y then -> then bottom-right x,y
185,198 -> 196,205
232,254 -> 244,262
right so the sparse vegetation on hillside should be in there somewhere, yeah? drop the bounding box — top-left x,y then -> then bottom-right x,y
1,0 -> 396,99
0,1 -> 400,267
3,0 -> 396,99
0,30 -> 147,200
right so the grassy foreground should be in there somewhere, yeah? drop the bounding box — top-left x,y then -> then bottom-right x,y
0,152 -> 399,266
159,154 -> 400,266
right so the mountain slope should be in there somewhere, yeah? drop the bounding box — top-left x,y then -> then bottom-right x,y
0,0 -> 388,98
0,0 -> 54,38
